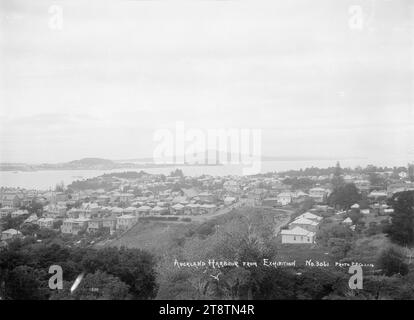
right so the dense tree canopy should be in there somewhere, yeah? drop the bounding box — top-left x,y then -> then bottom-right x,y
386,191 -> 414,246
0,241 -> 157,300
377,246 -> 409,277
328,183 -> 362,210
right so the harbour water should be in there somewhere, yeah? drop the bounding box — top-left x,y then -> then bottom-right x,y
0,157 -> 410,190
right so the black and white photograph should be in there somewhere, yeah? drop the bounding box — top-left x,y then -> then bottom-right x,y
0,0 -> 414,305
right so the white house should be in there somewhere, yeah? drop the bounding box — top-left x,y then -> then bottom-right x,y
277,192 -> 292,206
281,227 -> 315,244
1,229 -> 22,241
24,214 -> 39,224
199,204 -> 216,215
289,217 -> 319,232
309,187 -> 327,203
116,215 -> 138,231
224,196 -> 236,206
361,209 -> 370,215
184,203 -> 200,215
137,205 -> 152,215
0,206 -> 14,218
61,218 -> 90,235
170,203 -> 185,215
36,217 -> 55,229
87,219 -> 104,233
151,206 -> 168,215
342,217 -> 353,225
123,207 -> 137,216
11,209 -> 29,219
43,204 -> 66,218
297,212 -> 323,222
111,207 -> 124,216
223,181 -> 241,193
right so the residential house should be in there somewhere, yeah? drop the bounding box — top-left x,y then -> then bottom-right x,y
354,180 -> 371,193
111,207 -> 124,216
368,190 -> 387,202
61,218 -> 90,235
289,217 -> 319,232
137,205 -> 152,216
44,204 -> 67,218
87,219 -> 104,233
277,192 -> 292,206
96,195 -> 110,205
387,183 -> 414,197
124,207 -> 137,216
181,188 -> 199,200
67,208 -> 82,219
199,204 -> 216,215
184,203 -> 200,215
361,209 -> 370,215
36,218 -> 55,229
79,203 -> 101,218
24,214 -> 39,224
297,212 -> 323,222
170,203 -> 185,215
102,217 -> 117,234
0,206 -> 14,218
119,193 -> 134,204
1,229 -> 23,241
247,188 -> 268,205
198,192 -> 215,203
223,180 -> 241,193
0,193 -> 21,208
151,206 -> 168,215
116,215 -> 138,231
309,187 -> 328,203
281,227 -> 315,244
11,209 -> 29,219
224,196 -> 236,206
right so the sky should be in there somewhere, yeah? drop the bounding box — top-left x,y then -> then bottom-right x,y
0,0 -> 413,165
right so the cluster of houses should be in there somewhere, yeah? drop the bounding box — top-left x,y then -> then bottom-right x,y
1,165 -> 413,245
280,212 -> 323,244
261,187 -> 330,207
0,180 -> 240,240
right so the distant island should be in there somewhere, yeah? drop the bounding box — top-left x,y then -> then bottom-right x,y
0,157 -> 222,172
0,155 -> 367,172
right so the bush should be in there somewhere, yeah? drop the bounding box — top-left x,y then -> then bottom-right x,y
377,246 -> 409,276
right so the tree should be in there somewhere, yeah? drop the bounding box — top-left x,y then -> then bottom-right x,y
55,181 -> 65,192
316,224 -> 354,247
50,271 -> 130,300
3,266 -> 48,300
26,201 -> 44,216
0,214 -> 27,230
386,191 -> 414,246
331,161 -> 345,189
368,173 -> 386,188
328,238 -> 352,259
328,183 -> 361,210
377,246 -> 409,277
170,169 -> 184,178
80,247 -> 158,299
20,223 -> 40,236
282,177 -> 313,191
53,220 -> 63,230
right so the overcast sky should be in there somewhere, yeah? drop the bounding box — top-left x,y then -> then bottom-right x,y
0,0 -> 413,164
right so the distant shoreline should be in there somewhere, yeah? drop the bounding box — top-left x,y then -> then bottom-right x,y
0,163 -> 223,172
